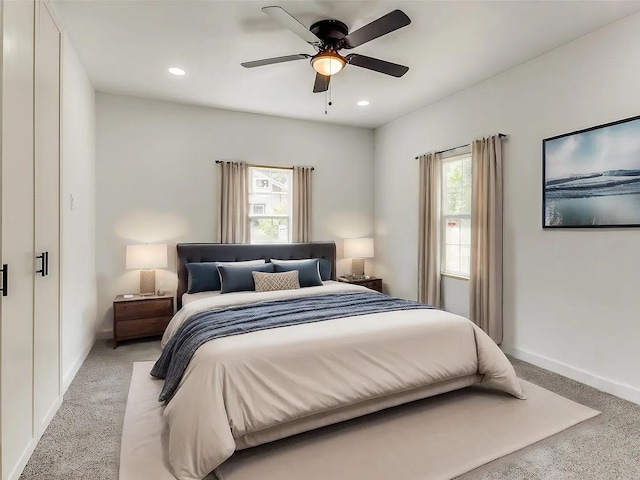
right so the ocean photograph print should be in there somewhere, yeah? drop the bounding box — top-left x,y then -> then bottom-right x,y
543,115 -> 640,228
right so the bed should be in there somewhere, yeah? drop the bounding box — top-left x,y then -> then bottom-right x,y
156,242 -> 525,480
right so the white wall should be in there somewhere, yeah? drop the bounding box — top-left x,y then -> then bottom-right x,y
441,276 -> 469,318
61,35 -> 97,391
96,93 -> 374,334
374,12 -> 640,404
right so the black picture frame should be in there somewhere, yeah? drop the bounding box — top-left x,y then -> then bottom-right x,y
542,114 -> 640,228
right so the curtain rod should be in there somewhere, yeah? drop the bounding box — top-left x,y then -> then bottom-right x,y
414,133 -> 508,160
215,160 -> 314,171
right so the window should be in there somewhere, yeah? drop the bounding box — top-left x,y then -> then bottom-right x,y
441,155 -> 472,277
248,167 -> 292,243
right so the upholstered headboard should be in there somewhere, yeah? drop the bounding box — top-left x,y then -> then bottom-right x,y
176,242 -> 337,309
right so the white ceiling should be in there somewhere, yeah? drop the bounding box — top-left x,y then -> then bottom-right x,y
53,0 -> 640,128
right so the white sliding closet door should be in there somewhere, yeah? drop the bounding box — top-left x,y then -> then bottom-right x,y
33,1 -> 61,437
0,1 -> 36,479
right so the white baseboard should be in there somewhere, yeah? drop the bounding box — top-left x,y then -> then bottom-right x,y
62,337 -> 95,393
8,438 -> 37,480
8,396 -> 63,480
502,345 -> 640,406
8,339 -> 95,479
36,397 -> 63,442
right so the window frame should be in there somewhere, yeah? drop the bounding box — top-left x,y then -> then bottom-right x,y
252,204 -> 266,215
440,153 -> 472,279
248,166 -> 293,244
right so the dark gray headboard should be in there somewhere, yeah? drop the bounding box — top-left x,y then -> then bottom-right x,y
176,242 -> 337,309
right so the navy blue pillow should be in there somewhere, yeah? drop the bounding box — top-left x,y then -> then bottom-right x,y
318,258 -> 332,281
270,258 -> 331,281
186,260 -> 266,293
217,263 -> 274,294
186,262 -> 220,293
271,259 -> 323,287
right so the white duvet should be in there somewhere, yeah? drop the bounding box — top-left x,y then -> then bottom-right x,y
160,282 -> 525,480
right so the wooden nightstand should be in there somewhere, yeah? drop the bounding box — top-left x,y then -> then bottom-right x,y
338,276 -> 383,293
113,294 -> 174,348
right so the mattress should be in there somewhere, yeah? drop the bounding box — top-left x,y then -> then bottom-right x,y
181,290 -> 222,306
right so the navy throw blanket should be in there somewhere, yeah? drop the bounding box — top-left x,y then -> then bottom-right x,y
151,291 -> 433,402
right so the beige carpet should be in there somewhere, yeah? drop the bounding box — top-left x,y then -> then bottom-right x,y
121,361 -> 599,480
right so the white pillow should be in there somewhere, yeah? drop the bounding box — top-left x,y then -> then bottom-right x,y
217,259 -> 265,267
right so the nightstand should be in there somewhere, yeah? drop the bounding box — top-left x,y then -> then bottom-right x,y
113,294 -> 174,348
338,276 -> 383,293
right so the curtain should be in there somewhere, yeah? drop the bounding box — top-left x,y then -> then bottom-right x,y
216,161 -> 249,243
418,153 -> 442,307
292,166 -> 313,242
470,136 -> 503,343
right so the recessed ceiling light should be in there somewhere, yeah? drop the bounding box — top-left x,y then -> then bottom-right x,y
357,100 -> 369,106
168,67 -> 185,76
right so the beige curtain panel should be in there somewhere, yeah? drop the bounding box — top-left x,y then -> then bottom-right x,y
470,136 -> 503,343
292,166 -> 313,242
216,161 -> 249,243
418,153 -> 442,307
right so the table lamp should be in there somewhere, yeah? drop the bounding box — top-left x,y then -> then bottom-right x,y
343,238 -> 374,279
126,244 -> 168,295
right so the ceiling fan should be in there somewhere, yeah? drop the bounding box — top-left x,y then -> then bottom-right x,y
241,6 -> 411,93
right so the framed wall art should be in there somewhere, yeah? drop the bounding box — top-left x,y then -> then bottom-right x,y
543,114 -> 640,228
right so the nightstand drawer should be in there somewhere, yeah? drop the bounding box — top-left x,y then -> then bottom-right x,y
338,276 -> 383,293
359,280 -> 381,291
114,298 -> 173,321
116,316 -> 171,340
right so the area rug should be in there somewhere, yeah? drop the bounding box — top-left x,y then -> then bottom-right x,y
120,361 -> 599,480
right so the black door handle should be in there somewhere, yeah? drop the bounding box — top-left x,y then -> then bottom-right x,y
0,264 -> 7,296
36,252 -> 47,277
44,251 -> 49,277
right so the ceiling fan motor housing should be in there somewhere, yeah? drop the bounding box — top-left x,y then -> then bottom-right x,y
310,19 -> 349,50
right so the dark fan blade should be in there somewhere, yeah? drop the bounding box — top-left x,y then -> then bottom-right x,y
346,54 -> 408,77
313,73 -> 330,93
241,54 -> 310,68
343,10 -> 411,48
262,6 -> 321,44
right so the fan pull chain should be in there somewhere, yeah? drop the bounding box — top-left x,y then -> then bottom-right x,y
325,88 -> 328,115
324,78 -> 333,115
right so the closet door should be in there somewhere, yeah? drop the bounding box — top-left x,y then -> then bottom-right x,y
33,1 -> 61,437
0,1 -> 36,479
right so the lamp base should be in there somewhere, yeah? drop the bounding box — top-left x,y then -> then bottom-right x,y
139,270 -> 156,296
351,258 -> 365,279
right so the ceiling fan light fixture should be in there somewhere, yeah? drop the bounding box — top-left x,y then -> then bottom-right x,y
311,51 -> 346,77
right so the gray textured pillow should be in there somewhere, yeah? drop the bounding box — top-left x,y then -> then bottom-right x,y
252,271 -> 300,293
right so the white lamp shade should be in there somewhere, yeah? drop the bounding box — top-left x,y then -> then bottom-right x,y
343,238 -> 374,259
126,244 -> 168,270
